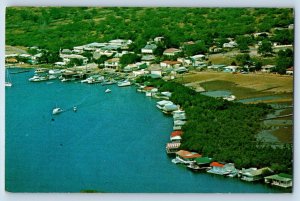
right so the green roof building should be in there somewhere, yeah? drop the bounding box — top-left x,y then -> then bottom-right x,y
264,173 -> 292,188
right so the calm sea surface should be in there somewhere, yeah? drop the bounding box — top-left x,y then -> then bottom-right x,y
5,68 -> 289,193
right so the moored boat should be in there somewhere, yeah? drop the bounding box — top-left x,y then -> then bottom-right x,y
52,107 -> 63,115
5,82 -> 12,87
117,80 -> 131,87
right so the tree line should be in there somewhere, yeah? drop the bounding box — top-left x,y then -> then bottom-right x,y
136,76 -> 293,174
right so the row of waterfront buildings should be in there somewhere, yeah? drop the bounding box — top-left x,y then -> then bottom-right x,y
135,85 -> 292,189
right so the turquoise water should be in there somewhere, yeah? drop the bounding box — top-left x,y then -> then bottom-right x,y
5,68 -> 289,193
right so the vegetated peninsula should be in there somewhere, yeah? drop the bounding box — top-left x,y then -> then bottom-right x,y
5,7 -> 293,179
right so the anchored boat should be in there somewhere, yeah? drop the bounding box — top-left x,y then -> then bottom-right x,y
52,107 -> 63,115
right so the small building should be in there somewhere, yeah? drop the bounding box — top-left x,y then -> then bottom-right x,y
61,49 -> 72,54
261,65 -> 275,73
104,58 -> 120,69
191,54 -> 206,61
141,44 -> 157,54
154,36 -> 164,43
166,142 -> 181,154
208,64 -> 226,71
60,54 -> 88,66
223,41 -> 238,48
170,130 -> 183,142
160,60 -> 182,68
264,173 -> 292,188
132,69 -> 147,77
253,32 -> 271,38
163,48 -> 181,56
223,66 -> 239,73
174,150 -> 202,164
177,57 -> 192,66
240,167 -> 273,182
207,162 -> 236,175
148,65 -> 162,77
123,64 -> 139,72
286,67 -> 293,75
209,46 -> 223,53
195,157 -> 213,167
175,67 -> 188,74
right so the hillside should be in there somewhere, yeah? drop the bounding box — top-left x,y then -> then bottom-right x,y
6,7 -> 294,51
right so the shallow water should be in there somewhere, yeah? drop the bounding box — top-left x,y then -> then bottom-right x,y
200,90 -> 231,98
5,68 -> 290,193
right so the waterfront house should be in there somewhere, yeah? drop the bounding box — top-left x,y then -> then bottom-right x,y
141,44 -> 158,54
170,130 -> 183,142
163,104 -> 179,114
240,167 -> 273,182
156,100 -> 173,110
195,157 -> 213,167
207,162 -> 236,175
264,173 -> 292,188
173,150 -> 202,164
163,48 -> 181,56
166,142 -> 181,154
104,58 -> 120,69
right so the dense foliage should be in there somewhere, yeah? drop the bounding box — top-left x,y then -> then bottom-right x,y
137,77 -> 293,173
6,7 -> 293,51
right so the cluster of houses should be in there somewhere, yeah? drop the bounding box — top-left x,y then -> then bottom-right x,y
132,86 -> 294,189
6,25 -> 295,77
168,148 -> 292,188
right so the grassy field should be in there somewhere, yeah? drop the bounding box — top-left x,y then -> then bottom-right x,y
178,71 -> 293,101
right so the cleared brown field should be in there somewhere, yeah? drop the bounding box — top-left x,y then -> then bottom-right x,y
180,71 -> 293,93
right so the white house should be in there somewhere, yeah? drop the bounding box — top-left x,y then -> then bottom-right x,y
286,67 -> 293,75
104,58 -> 120,69
148,65 -> 162,77
261,65 -> 275,73
60,54 -> 88,65
163,48 -> 181,56
223,65 -> 239,72
223,41 -> 238,48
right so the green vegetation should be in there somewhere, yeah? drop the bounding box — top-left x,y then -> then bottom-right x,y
6,7 -> 293,51
137,76 -> 292,174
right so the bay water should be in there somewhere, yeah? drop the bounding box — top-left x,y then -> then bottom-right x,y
5,68 -> 289,193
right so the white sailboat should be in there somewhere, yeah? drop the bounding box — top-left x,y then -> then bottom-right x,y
5,69 -> 12,87
105,88 -> 111,93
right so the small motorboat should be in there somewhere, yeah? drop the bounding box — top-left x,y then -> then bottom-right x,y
105,89 -> 111,93
73,106 -> 77,112
5,82 -> 12,87
52,107 -> 63,115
